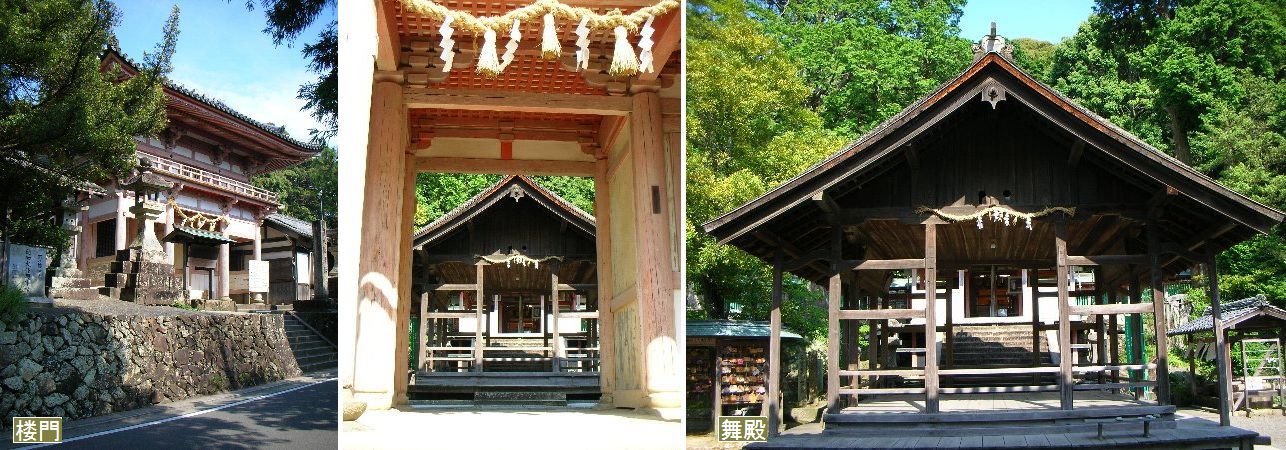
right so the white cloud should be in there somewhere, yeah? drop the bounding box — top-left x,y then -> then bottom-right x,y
168,61 -> 326,145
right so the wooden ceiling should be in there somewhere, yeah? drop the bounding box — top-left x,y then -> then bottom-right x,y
409,109 -> 602,148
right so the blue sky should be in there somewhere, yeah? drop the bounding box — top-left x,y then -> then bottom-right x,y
959,0 -> 1095,43
112,1 -> 335,144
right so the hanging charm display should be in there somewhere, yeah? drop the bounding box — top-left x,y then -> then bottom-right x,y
403,0 -> 678,77
609,25 -> 639,77
540,13 -> 560,59
438,15 -> 455,72
478,250 -> 562,269
574,16 -> 591,70
916,205 -> 1075,230
476,28 -> 501,77
637,15 -> 655,74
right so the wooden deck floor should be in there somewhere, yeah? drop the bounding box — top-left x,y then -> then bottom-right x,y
746,415 -> 1258,449
409,371 -> 600,395
838,391 -> 1150,414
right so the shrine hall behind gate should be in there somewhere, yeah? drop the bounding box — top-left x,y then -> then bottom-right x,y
704,33 -> 1283,446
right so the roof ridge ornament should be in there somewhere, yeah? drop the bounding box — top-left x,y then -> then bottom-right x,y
972,22 -> 1014,61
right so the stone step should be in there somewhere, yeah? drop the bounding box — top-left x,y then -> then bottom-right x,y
474,391 -> 566,406
49,287 -> 100,301
50,277 -> 92,289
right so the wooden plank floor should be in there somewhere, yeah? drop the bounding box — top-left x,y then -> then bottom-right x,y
837,391 -> 1149,414
746,416 -> 1257,449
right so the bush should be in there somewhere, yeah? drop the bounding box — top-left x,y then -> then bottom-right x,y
169,301 -> 196,311
0,284 -> 29,321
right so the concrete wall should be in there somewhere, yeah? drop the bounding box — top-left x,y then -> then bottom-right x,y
0,311 -> 300,423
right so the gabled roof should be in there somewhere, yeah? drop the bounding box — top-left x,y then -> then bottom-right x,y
100,48 -> 322,174
162,226 -> 236,244
703,52 -> 1284,246
264,213 -> 314,239
412,175 -> 595,248
1169,295 -> 1286,335
687,320 -> 803,340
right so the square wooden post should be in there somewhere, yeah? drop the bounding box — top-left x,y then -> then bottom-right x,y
1055,220 -> 1073,410
593,159 -> 615,403
1095,276 -> 1107,384
552,268 -> 561,372
1147,222 -> 1171,404
475,263 -> 486,371
768,255 -> 783,437
1129,275 -> 1145,398
419,292 -> 428,373
1207,248 -> 1231,426
827,273 -> 842,412
924,223 -> 940,413
1110,292 -> 1120,384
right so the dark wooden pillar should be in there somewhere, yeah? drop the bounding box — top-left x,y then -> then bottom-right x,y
1147,222 -> 1171,404
551,264 -> 561,372
924,223 -> 940,413
419,292 -> 428,373
827,273 -> 841,412
475,262 -> 485,371
1095,275 -> 1107,384
1129,275 -> 1145,398
1110,291 -> 1121,384
1055,220 -> 1073,410
1207,248 -> 1231,426
945,274 -> 955,368
768,254 -> 783,437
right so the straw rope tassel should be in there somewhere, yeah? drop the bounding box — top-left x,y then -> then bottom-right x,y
500,18 -> 521,70
476,27 -> 501,77
540,13 -> 560,59
438,14 -> 455,72
574,16 -> 590,70
637,15 -> 655,73
609,25 -> 639,77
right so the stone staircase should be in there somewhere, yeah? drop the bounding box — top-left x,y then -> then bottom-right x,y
48,267 -> 100,300
283,313 -> 336,374
948,324 -> 1053,386
484,337 -> 552,372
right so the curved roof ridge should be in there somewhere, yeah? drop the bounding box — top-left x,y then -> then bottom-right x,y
411,175 -> 596,247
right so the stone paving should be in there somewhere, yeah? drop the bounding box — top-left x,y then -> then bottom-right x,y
1179,407 -> 1286,449
343,404 -> 682,449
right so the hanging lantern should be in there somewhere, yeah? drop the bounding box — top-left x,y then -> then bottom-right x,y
609,25 -> 639,77
540,13 -> 560,59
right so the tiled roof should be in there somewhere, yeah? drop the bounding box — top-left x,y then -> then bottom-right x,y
687,320 -> 803,340
103,46 -> 322,152
264,213 -> 314,239
1168,294 -> 1286,335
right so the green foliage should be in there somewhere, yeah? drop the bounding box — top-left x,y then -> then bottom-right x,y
252,146 -> 338,226
1011,38 -> 1057,83
169,301 -> 196,311
762,0 -> 973,134
0,284 -> 28,322
412,174 -> 595,227
0,1 -> 176,249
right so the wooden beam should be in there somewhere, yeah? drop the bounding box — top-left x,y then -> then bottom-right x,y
846,259 -> 926,271
424,283 -> 479,291
373,0 -> 399,71
1067,140 -> 1086,168
1208,247 -> 1232,426
827,274 -> 841,412
1147,220 -> 1171,405
1069,303 -> 1154,316
415,157 -> 595,176
1055,220 -> 1074,410
768,255 -> 783,437
404,88 -> 631,116
1066,255 -> 1149,266
924,223 -> 940,413
838,309 -> 926,320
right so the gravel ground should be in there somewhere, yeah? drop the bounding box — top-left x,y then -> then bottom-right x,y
27,298 -> 241,318
1180,407 -> 1286,449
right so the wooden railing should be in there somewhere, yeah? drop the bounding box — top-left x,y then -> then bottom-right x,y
420,311 -> 600,373
138,153 -> 278,203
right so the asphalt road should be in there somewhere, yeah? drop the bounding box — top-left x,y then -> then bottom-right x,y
35,379 -> 337,450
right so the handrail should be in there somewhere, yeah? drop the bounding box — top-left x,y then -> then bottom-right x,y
139,153 -> 279,203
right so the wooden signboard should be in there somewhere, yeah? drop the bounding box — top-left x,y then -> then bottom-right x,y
248,260 -> 270,293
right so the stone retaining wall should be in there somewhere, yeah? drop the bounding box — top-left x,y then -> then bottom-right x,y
0,311 -> 301,423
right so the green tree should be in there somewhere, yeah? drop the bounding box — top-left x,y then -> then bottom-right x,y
1012,38 -> 1057,83
763,0 -> 973,134
252,146 -> 337,225
0,1 -> 177,250
413,174 -> 595,228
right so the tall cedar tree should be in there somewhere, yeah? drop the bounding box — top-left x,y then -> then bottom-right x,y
0,1 -> 177,251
